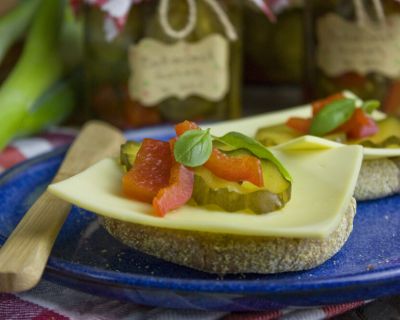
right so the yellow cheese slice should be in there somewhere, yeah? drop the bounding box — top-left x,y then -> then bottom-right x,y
48,143 -> 363,239
206,106 -> 399,160
272,135 -> 343,151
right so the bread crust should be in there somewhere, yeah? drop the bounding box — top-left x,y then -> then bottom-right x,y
355,157 -> 400,200
101,198 -> 356,274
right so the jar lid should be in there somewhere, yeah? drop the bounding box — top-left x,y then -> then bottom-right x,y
70,0 -> 277,40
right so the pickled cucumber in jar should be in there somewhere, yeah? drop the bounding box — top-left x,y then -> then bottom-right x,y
84,0 -> 242,127
307,0 -> 400,115
84,5 -> 162,128
244,4 -> 304,84
130,0 -> 242,122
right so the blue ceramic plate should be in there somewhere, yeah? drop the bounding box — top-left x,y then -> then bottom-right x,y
1,126 -> 400,312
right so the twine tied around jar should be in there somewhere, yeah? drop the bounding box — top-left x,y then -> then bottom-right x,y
158,0 -> 238,41
353,0 -> 386,25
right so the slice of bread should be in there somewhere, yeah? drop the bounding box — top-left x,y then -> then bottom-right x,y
355,157 -> 400,200
101,198 -> 356,274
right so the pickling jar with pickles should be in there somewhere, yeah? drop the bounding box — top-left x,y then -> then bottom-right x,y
305,0 -> 400,115
84,0 -> 242,128
244,0 -> 305,85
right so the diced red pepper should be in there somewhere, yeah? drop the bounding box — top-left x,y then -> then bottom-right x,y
285,117 -> 312,134
204,148 -> 264,187
312,92 -> 345,115
175,120 -> 264,187
153,158 -> 194,217
287,93 -> 378,139
338,108 -> 379,139
175,120 -> 199,135
122,138 -> 172,203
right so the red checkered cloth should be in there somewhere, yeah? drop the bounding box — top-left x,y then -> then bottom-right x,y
0,129 -> 369,320
0,128 -> 78,173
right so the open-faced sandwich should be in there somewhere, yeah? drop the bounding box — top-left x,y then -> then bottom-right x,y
48,121 -> 363,274
256,92 -> 400,201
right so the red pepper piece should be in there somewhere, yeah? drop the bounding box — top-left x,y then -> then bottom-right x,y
285,93 -> 344,133
285,117 -> 312,134
175,120 -> 264,187
204,148 -> 264,187
122,138 -> 172,203
339,108 -> 379,139
175,120 -> 199,135
312,92 -> 345,115
153,160 -> 194,217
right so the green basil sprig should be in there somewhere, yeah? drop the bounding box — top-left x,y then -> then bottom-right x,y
174,129 -> 212,167
310,98 -> 356,136
174,128 -> 292,183
362,100 -> 380,114
214,131 -> 292,182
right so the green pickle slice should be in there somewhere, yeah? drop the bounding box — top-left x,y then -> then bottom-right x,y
141,0 -> 240,121
256,124 -> 301,147
120,141 -> 141,172
120,141 -> 291,214
192,161 -> 291,214
353,117 -> 400,148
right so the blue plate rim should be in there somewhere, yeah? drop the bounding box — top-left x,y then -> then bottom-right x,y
1,139 -> 400,295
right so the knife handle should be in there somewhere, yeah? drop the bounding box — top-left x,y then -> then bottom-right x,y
0,121 -> 125,292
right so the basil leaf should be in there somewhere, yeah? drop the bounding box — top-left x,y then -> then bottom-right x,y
362,100 -> 380,114
214,131 -> 292,182
310,98 -> 356,136
174,129 -> 212,167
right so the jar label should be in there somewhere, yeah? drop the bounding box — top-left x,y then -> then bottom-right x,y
317,13 -> 400,78
128,34 -> 229,106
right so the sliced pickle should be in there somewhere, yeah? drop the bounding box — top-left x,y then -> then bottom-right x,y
120,141 -> 141,171
259,161 -> 291,194
255,123 -> 349,147
192,175 -> 290,214
382,136 -> 400,148
119,141 -> 291,214
353,117 -> 400,148
359,136 -> 400,148
255,124 -> 301,147
192,161 -> 291,214
256,116 -> 400,148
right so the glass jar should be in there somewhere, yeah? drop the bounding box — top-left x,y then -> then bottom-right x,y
244,0 -> 305,85
305,0 -> 400,115
84,0 -> 242,129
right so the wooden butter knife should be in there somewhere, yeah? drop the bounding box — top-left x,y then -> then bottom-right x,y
0,120 -> 125,292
